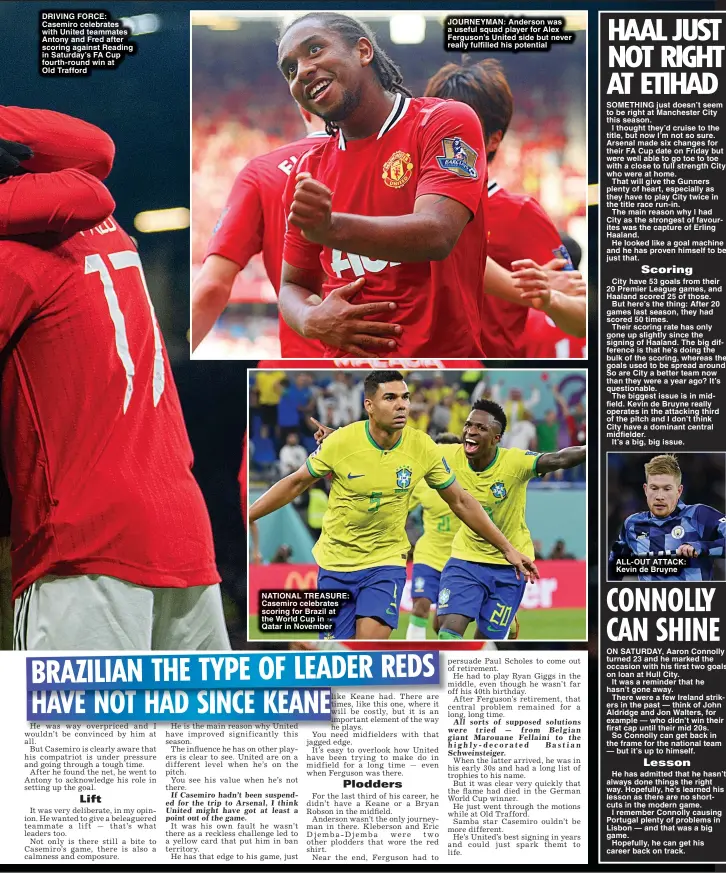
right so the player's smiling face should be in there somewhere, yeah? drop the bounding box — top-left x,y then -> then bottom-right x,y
462,410 -> 501,459
644,474 -> 683,517
278,21 -> 371,122
365,380 -> 410,432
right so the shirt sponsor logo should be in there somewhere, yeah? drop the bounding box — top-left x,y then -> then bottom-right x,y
436,137 -> 478,179
382,150 -> 414,189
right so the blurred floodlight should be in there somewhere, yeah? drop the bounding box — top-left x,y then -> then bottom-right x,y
120,14 -> 160,35
390,14 -> 426,44
134,207 -> 190,233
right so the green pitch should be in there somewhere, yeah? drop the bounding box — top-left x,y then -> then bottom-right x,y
248,608 -> 586,642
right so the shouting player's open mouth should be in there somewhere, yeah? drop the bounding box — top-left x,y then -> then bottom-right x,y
464,437 -> 479,455
306,78 -> 334,105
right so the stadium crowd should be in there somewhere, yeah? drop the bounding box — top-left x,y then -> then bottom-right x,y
249,370 -> 586,489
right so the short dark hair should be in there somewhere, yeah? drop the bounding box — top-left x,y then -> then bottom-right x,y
435,432 -> 462,445
279,13 -> 413,136
424,59 -> 513,161
363,370 -> 405,398
471,399 -> 507,436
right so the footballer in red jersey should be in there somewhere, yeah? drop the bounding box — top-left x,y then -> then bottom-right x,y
425,60 -> 585,359
192,111 -> 329,357
276,13 -> 488,358
0,109 -> 228,651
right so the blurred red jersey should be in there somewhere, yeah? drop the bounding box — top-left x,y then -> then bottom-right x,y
484,182 -> 564,358
525,310 -> 586,359
256,358 -> 484,369
283,96 -> 488,358
206,133 -> 329,358
1,218 -> 220,600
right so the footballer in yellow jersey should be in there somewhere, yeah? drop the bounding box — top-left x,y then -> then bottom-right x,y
437,399 -> 586,641
249,372 -> 538,641
406,434 -> 462,640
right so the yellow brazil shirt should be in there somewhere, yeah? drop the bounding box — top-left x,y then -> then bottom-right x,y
446,444 -> 541,565
255,371 -> 284,405
408,478 -> 461,573
306,420 -> 456,572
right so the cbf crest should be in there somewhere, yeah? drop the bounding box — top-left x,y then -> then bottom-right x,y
436,136 -> 478,179
438,587 -> 451,608
490,481 -> 508,501
382,150 -> 414,189
396,465 -> 413,490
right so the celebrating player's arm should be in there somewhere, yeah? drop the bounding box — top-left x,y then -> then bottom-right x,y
287,169 -> 473,262
0,107 -> 116,235
436,481 -> 537,581
192,256 -> 243,352
0,105 -> 115,179
535,445 -> 587,476
248,464 -> 319,524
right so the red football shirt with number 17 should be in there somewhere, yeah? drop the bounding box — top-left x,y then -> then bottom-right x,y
0,219 -> 220,600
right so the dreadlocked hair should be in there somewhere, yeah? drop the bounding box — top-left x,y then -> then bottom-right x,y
279,12 -> 413,135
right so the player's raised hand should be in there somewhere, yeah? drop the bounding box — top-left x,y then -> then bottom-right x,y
289,172 -> 334,244
676,543 -> 698,558
309,417 -> 335,444
305,277 -> 402,357
511,258 -> 586,309
502,547 -> 539,583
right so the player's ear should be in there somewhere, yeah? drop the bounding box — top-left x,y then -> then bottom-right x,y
643,483 -> 649,498
357,36 -> 374,68
677,484 -> 683,498
486,130 -> 503,154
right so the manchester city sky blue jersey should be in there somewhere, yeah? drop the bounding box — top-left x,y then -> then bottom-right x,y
609,501 -> 726,581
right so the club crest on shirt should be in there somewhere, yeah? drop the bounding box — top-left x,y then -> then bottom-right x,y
491,481 -> 507,501
414,576 -> 426,593
672,525 -> 685,539
396,466 -> 413,490
436,136 -> 478,179
212,206 -> 230,234
382,150 -> 414,188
